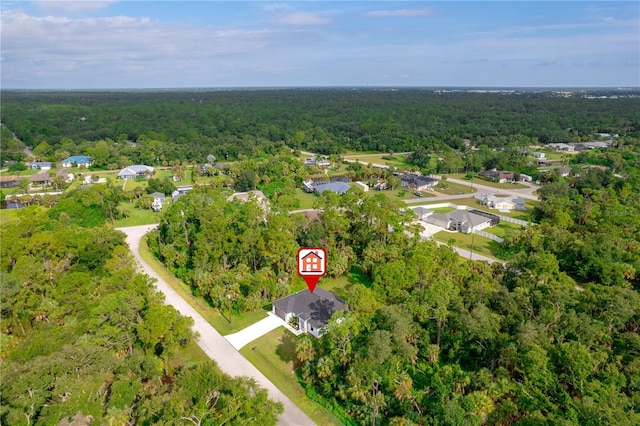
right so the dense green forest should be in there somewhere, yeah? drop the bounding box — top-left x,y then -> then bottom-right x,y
2,89 -> 639,165
149,161 -> 639,424
0,211 -> 283,425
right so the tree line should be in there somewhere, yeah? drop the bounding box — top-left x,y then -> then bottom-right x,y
2,89 -> 638,166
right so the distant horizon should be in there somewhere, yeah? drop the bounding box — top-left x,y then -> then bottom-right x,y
3,85 -> 639,92
2,1 -> 638,89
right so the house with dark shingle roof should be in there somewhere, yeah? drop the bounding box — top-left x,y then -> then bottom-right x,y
272,287 -> 345,338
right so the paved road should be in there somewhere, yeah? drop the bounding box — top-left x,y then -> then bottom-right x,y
117,225 -> 315,426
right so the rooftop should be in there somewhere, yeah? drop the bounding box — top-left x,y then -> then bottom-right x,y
272,287 -> 345,330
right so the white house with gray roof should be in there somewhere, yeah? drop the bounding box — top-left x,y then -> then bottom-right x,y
117,165 -> 154,180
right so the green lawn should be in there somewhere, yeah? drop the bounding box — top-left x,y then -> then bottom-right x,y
113,202 -> 160,227
240,328 -> 343,426
293,188 -> 319,210
445,173 -> 529,189
342,154 -> 411,168
137,235 -> 267,335
490,222 -> 527,239
433,230 -> 502,259
432,207 -> 456,213
434,181 -> 478,195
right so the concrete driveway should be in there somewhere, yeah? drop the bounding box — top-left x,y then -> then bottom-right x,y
117,225 -> 314,426
225,313 -> 284,350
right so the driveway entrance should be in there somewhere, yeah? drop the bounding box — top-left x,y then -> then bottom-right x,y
225,313 -> 284,350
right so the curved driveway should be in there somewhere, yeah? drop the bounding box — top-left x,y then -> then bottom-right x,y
117,225 -> 314,426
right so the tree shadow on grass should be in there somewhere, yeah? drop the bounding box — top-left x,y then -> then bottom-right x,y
276,331 -> 299,368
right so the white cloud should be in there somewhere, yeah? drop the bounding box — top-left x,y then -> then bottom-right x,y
36,0 -> 118,14
275,12 -> 331,26
0,9 -> 281,87
363,9 -> 431,18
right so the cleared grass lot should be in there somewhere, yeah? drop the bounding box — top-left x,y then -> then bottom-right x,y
445,173 -> 529,189
433,230 -> 502,259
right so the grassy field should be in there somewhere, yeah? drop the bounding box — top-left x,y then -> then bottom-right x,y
342,154 -> 411,168
434,180 -> 478,195
433,230 -> 502,259
113,202 -> 160,227
490,221 -> 526,239
445,173 -> 529,189
292,188 -> 320,209
137,235 -> 267,335
240,328 -> 343,426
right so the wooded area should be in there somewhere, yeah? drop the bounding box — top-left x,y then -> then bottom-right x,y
0,212 -> 283,425
2,89 -> 639,166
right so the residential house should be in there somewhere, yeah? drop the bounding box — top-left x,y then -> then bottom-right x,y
0,175 -> 20,188
117,165 -> 154,180
150,192 -> 165,212
425,209 -> 493,234
272,287 -> 345,338
305,157 -> 331,167
354,181 -> 369,192
411,206 -> 434,221
30,172 -> 52,186
558,167 -> 571,177
479,169 -> 515,183
314,181 -> 351,195
532,152 -> 546,160
479,194 -> 526,211
62,155 -> 93,168
171,186 -> 193,203
519,174 -> 533,183
396,173 -> 438,190
374,181 -> 389,191
228,190 -> 269,213
29,161 -> 52,171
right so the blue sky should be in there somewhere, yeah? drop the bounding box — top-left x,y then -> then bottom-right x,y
1,1 -> 638,88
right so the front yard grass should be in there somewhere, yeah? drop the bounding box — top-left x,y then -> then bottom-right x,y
240,328 -> 343,426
